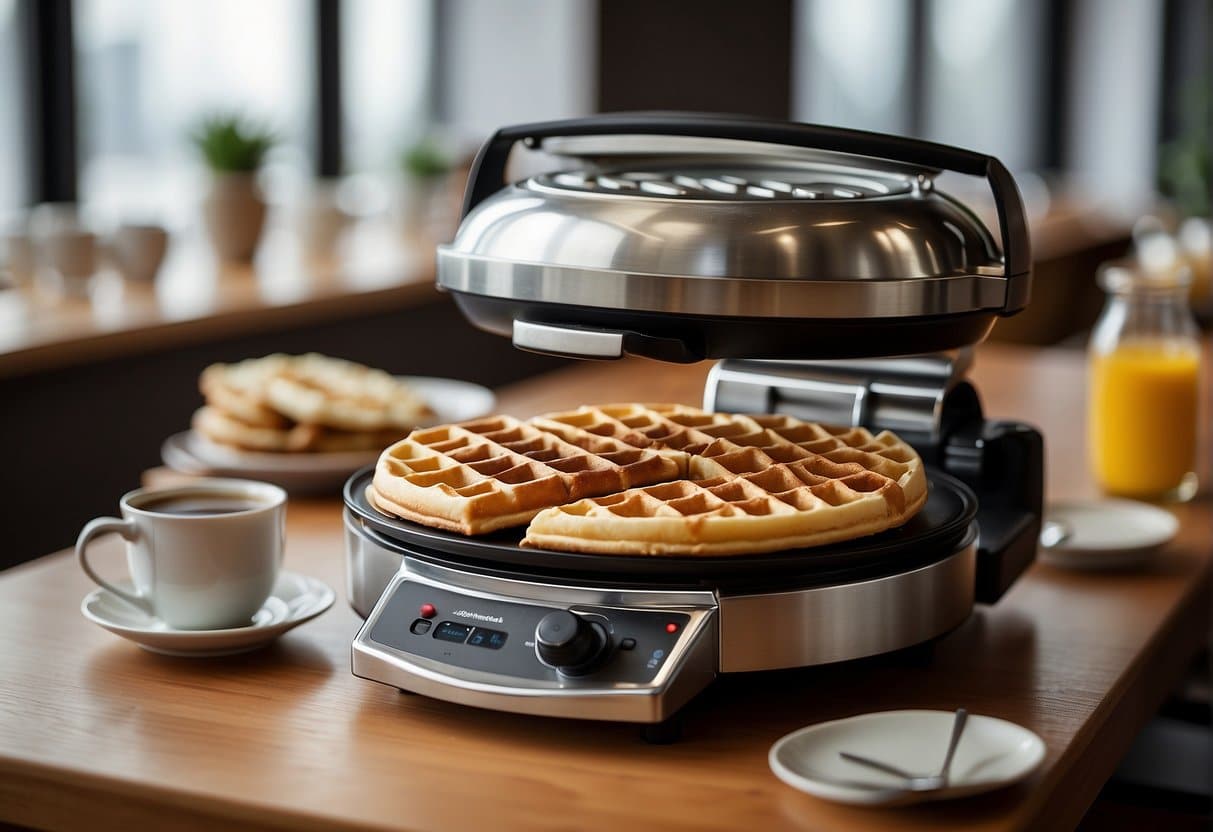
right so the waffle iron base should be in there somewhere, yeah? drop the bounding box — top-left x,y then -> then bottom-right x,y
346,468 -> 978,723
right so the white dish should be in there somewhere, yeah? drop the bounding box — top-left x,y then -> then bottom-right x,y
1038,498 -> 1178,571
161,376 -> 495,492
769,709 -> 1046,807
81,570 -> 335,657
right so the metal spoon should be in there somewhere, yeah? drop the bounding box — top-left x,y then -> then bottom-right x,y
839,708 -> 969,792
936,707 -> 969,785
1039,520 -> 1072,549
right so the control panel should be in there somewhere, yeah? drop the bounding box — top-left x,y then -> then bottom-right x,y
367,580 -> 692,684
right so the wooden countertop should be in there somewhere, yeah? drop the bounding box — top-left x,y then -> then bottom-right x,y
0,221 -> 440,380
1,344 -> 1209,831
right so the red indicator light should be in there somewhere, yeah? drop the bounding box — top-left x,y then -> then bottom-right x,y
420,603 -> 437,619
665,623 -> 678,634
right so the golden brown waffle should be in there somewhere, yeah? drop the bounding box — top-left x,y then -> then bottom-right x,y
196,354 -> 432,454
370,415 -> 685,535
264,353 -> 434,432
533,404 -> 894,474
523,405 -> 927,555
193,405 -> 319,452
532,402 -> 738,452
193,406 -> 404,453
372,404 -> 926,553
200,356 -> 292,429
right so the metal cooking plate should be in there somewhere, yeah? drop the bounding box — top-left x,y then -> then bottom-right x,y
537,168 -> 914,201
344,467 -> 977,585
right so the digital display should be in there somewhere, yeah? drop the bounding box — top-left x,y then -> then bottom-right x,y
433,621 -> 472,643
467,627 -> 508,649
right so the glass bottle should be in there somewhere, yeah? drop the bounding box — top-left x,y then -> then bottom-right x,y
1088,261 -> 1202,501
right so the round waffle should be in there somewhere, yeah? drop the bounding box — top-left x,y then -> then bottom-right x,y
193,406 -> 404,453
371,415 -> 684,535
523,405 -> 925,555
196,354 -> 433,454
264,353 -> 433,432
199,356 -> 291,429
193,406 -> 320,452
370,404 -> 926,553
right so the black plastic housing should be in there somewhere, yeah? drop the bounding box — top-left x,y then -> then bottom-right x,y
451,292 -> 1001,362
942,420 -> 1044,603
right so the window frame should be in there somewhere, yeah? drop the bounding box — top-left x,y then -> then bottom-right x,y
10,0 -> 1193,210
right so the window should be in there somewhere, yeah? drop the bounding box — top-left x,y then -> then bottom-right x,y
923,0 -> 1047,172
1066,0 -> 1166,209
341,0 -> 433,173
74,0 -> 313,225
437,0 -> 595,140
792,0 -> 912,135
0,0 -> 25,219
794,0 -> 1048,172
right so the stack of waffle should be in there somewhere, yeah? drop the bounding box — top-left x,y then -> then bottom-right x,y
194,354 -> 433,453
369,403 -> 926,556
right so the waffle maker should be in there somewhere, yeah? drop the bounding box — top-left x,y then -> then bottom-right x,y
346,114 -> 1043,740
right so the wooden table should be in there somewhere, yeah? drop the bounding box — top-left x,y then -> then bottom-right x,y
1,344 -> 1208,831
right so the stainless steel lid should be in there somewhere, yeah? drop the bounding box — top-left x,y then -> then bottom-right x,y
438,114 -> 1032,361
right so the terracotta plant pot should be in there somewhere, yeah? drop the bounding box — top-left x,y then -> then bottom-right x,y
203,174 -> 267,262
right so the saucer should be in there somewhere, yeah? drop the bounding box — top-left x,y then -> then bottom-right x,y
81,570 -> 335,657
769,709 -> 1046,807
1039,498 -> 1178,571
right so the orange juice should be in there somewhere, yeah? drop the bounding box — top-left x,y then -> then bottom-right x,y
1089,341 -> 1200,498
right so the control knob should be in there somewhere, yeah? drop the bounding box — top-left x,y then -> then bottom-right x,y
535,610 -> 608,675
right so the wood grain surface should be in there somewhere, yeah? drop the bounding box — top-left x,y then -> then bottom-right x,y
0,343 -> 1209,832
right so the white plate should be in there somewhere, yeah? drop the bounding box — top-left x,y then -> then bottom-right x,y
1039,498 -> 1178,571
769,710 -> 1046,807
161,376 -> 495,493
81,570 -> 335,657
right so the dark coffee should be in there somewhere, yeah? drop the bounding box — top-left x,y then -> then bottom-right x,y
140,494 -> 264,516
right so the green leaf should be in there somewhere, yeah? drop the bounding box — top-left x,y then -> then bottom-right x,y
1157,80 -> 1210,218
190,113 -> 279,173
400,139 -> 452,179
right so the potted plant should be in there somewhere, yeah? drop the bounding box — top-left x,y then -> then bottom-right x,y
397,138 -> 453,233
192,114 -> 277,262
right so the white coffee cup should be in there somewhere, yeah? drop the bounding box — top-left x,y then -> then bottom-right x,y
76,479 -> 286,630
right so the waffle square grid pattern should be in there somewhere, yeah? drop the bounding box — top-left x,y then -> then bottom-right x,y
370,404 -> 927,556
370,414 -> 685,534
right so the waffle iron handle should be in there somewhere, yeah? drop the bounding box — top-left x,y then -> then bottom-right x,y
943,420 -> 1044,603
462,112 -> 1031,312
